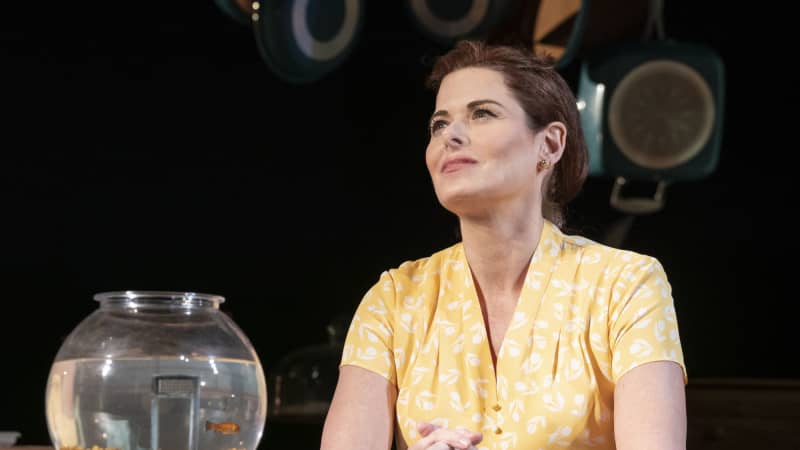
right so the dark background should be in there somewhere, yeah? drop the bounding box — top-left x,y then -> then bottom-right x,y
1,0 -> 793,448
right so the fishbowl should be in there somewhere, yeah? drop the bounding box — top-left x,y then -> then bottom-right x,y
45,291 -> 267,450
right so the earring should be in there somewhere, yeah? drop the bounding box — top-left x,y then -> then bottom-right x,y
537,160 -> 550,172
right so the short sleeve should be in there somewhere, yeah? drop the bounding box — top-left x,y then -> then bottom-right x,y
608,256 -> 687,384
340,270 -> 397,385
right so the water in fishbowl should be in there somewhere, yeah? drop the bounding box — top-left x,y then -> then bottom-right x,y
46,357 -> 266,450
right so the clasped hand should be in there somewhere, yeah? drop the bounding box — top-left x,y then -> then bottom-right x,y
408,421 -> 483,450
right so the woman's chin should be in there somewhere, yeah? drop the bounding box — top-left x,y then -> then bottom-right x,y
438,194 -> 486,218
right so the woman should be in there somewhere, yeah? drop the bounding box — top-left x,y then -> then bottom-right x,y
321,40 -> 687,450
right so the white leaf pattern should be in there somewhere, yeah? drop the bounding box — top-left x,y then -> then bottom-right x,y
422,330 -> 439,355
415,390 -> 435,411
439,368 -> 460,385
469,378 -> 489,399
376,322 -> 391,337
469,321 -> 484,344
509,398 -> 525,422
570,394 -> 587,416
394,348 -> 405,369
509,311 -> 528,330
522,352 -> 543,374
543,392 -> 565,411
453,333 -> 465,354
497,431 -> 518,450
564,357 -> 584,381
553,303 -> 564,320
590,333 -> 608,353
366,300 -> 387,315
514,379 -> 539,396
655,320 -> 667,342
449,391 -> 470,412
404,418 -> 417,440
532,333 -> 547,350
481,413 -> 497,432
397,388 -> 409,405
578,428 -> 607,446
664,305 -> 677,322
383,350 -> 392,368
357,346 -> 377,361
341,344 -> 353,362
436,319 -> 457,336
411,367 -> 429,385
564,318 -> 586,333
504,339 -> 522,358
629,338 -> 653,357
403,295 -> 422,309
548,426 -> 573,446
497,375 -> 509,401
399,313 -> 412,333
527,272 -> 544,290
579,253 -> 601,264
526,416 -> 546,434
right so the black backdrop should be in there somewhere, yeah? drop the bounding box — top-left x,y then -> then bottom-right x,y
1,0 -> 793,447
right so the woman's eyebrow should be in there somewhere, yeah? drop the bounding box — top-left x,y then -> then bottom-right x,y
466,99 -> 504,110
429,99 -> 505,122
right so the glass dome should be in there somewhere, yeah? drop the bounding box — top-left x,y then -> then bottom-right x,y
45,291 -> 267,450
267,315 -> 348,423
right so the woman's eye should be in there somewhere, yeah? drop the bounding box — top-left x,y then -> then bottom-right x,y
472,108 -> 496,119
429,120 -> 448,134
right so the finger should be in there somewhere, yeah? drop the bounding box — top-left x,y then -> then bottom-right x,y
451,428 -> 483,445
427,443 -> 452,450
462,430 -> 483,445
417,421 -> 439,437
409,434 -> 450,450
416,429 -> 473,450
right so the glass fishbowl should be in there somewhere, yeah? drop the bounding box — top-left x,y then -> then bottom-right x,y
45,291 -> 267,450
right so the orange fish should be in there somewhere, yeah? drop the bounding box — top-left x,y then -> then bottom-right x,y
205,421 -> 240,435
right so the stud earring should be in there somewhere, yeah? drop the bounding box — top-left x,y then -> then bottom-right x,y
537,160 -> 550,172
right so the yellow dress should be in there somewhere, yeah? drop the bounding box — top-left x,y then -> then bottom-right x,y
340,220 -> 687,450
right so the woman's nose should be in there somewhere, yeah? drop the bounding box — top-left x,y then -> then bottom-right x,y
443,120 -> 469,149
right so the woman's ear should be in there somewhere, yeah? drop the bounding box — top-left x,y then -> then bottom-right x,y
540,121 -> 566,164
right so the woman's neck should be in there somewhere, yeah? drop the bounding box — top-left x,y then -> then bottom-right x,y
459,207 -> 545,304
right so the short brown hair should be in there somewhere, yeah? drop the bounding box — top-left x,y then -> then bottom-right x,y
426,40 -> 588,228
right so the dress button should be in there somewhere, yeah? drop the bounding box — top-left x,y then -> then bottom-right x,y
492,404 -> 502,411
495,427 -> 502,434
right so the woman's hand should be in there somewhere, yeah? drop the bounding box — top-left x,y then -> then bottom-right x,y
408,422 -> 483,450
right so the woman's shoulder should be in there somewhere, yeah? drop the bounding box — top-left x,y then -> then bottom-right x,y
362,243 -> 462,311
385,242 -> 463,281
555,224 -> 661,269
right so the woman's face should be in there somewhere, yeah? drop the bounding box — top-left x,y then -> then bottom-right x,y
425,67 -> 547,217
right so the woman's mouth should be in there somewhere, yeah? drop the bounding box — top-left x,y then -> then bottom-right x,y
442,158 -> 477,173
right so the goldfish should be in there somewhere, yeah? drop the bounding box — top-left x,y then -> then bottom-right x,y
206,421 -> 240,435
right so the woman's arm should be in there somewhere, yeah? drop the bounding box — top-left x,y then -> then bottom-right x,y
614,361 -> 687,450
321,365 -> 398,450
